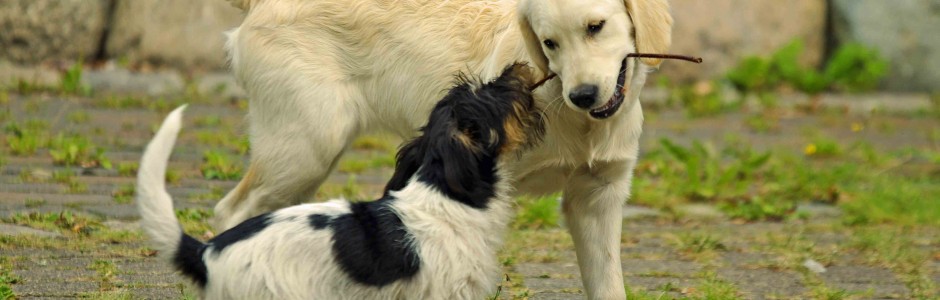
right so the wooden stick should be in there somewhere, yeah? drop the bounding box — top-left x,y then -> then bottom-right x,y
529,53 -> 703,91
626,53 -> 703,63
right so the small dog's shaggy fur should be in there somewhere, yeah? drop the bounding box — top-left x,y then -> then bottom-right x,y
136,64 -> 544,299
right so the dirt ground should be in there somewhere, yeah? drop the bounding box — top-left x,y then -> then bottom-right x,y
1,91 -> 938,299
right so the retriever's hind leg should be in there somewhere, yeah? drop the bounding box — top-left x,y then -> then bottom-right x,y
213,82 -> 361,230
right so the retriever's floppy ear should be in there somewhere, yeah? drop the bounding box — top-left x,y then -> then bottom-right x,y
516,1 -> 550,76
626,0 -> 674,67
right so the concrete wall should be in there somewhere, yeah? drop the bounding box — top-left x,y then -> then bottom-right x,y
0,0 -> 936,91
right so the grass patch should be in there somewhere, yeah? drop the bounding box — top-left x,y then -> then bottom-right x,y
60,61 -> 91,96
338,153 -> 395,173
193,115 -> 223,128
176,208 -> 214,237
350,135 -> 398,152
4,121 -> 47,155
5,211 -> 101,236
88,259 -> 120,291
67,110 -> 90,124
633,136 -> 939,225
0,257 -> 19,300
112,184 -> 135,204
195,130 -> 250,155
52,169 -> 88,193
512,194 -> 560,229
850,228 -> 937,298
201,150 -> 243,180
317,176 -> 371,200
48,134 -> 112,169
117,162 -> 138,176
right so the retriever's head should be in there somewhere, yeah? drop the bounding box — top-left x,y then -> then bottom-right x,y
518,0 -> 672,119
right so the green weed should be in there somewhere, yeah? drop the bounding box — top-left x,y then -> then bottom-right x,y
350,135 -> 397,152
825,43 -> 889,92
24,198 -> 46,208
338,153 -> 395,174
804,136 -> 842,158
97,96 -> 146,109
201,150 -> 242,180
727,39 -> 888,95
692,271 -> 741,299
0,258 -> 18,300
193,115 -> 223,128
4,122 -> 46,155
52,169 -> 87,193
721,196 -> 796,222
176,208 -> 214,237
67,110 -> 89,124
674,232 -> 727,254
60,61 -> 91,96
117,162 -> 139,177
112,184 -> 135,204
48,134 -> 112,169
513,194 -> 560,229
658,139 -> 771,201
6,211 -> 101,236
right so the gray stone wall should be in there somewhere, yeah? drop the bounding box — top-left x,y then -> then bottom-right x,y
831,0 -> 940,92
0,0 -> 937,92
0,0 -> 111,64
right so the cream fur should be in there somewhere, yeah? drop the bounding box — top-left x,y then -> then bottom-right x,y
220,1 -> 672,299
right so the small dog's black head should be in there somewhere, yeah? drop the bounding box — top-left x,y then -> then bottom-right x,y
384,63 -> 545,208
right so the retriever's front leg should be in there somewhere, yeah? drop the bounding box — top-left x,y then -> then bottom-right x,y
562,160 -> 634,299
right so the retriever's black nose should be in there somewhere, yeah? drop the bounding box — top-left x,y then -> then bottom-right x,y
569,85 -> 598,109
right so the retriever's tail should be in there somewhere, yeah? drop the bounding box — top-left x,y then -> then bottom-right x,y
136,105 -> 208,286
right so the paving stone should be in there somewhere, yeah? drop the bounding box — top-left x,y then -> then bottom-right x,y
796,202 -> 843,219
514,263 -> 580,278
676,204 -> 725,219
819,267 -> 912,298
826,282 -> 910,299
131,286 -> 186,299
821,266 -> 901,284
117,272 -> 180,287
82,69 -> 185,96
719,251 -> 776,268
623,205 -> 663,220
625,276 -> 699,291
524,277 -> 582,292
529,291 -> 581,300
82,203 -> 144,220
12,281 -> 99,298
623,259 -> 703,277
716,268 -> 805,299
0,223 -> 61,238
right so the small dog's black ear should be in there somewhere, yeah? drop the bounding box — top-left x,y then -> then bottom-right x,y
498,63 -> 537,89
383,137 -> 424,196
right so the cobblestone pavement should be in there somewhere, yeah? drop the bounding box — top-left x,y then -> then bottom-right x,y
1,91 -> 938,299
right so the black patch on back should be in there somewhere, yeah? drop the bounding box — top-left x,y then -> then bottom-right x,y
174,234 -> 208,287
308,214 -> 331,230
208,213 -> 273,255
329,198 -> 420,286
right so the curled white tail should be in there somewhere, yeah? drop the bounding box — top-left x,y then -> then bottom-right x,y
136,105 -> 187,258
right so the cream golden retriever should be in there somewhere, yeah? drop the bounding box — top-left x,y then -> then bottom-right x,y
220,0 -> 672,298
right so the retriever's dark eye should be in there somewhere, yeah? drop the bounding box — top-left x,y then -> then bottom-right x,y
543,39 -> 557,50
587,20 -> 606,36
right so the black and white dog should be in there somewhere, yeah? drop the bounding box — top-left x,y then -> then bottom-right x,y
136,64 -> 545,299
